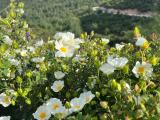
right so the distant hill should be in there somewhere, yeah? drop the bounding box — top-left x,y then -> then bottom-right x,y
103,0 -> 160,12
0,0 -> 160,42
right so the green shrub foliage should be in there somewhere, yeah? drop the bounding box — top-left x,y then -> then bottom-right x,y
0,1 -> 160,120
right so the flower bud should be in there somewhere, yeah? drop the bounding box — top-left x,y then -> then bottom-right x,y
25,70 -> 32,78
134,26 -> 141,38
0,44 -> 8,53
135,51 -> 141,58
66,92 -> 71,99
136,109 -> 144,119
11,100 -> 16,106
18,2 -> 24,8
122,65 -> 129,74
100,113 -> 107,120
100,101 -> 108,109
81,34 -> 85,39
13,91 -> 19,97
134,84 -> 141,93
110,79 -> 118,90
101,89 -> 107,96
117,84 -> 122,92
40,63 -> 47,72
95,92 -> 100,98
65,101 -> 71,109
25,98 -> 31,105
10,11 -> 16,18
150,56 -> 158,66
90,31 -> 94,37
12,40 -> 19,49
16,76 -> 23,84
91,50 -> 98,57
17,88 -> 23,95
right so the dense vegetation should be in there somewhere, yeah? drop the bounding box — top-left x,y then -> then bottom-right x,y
103,0 -> 160,12
0,1 -> 160,120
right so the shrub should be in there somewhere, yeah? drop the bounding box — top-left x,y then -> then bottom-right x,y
0,1 -> 160,120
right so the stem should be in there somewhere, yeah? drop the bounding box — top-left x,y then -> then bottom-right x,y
140,49 -> 144,62
0,5 -> 9,14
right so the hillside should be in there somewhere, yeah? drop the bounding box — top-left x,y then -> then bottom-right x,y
0,0 -> 160,41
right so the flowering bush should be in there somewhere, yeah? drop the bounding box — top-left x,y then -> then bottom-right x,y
0,1 -> 160,120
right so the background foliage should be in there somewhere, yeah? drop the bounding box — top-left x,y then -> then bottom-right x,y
0,0 -> 160,42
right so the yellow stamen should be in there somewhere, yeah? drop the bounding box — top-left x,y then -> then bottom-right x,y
60,47 -> 67,53
138,66 -> 145,73
52,103 -> 60,110
74,105 -> 81,109
3,96 -> 10,104
142,41 -> 149,49
39,112 -> 46,119
56,85 -> 62,91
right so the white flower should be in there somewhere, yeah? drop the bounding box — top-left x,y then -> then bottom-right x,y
54,32 -> 75,41
46,98 -> 63,115
73,55 -> 86,62
101,38 -> 109,44
132,61 -> 153,78
33,104 -> 51,120
0,116 -> 11,120
79,91 -> 95,104
55,40 -> 74,57
54,71 -> 65,79
16,9 -> 24,14
15,49 -> 21,54
122,83 -> 131,93
35,39 -> 44,47
31,57 -> 45,63
133,96 -> 141,106
62,38 -> 83,49
69,97 -> 85,112
51,80 -> 64,92
23,23 -> 28,29
27,46 -> 35,53
8,89 -> 14,96
0,93 -> 12,107
115,44 -> 125,50
107,56 -> 128,68
54,32 -> 83,49
20,50 -> 28,57
125,83 -> 131,90
3,35 -> 12,45
99,63 -> 115,75
135,37 -> 149,49
90,79 -> 96,89
8,58 -> 20,66
58,106 -> 70,119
